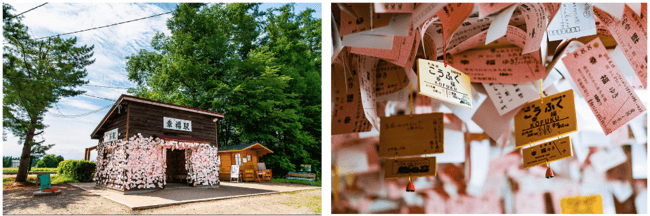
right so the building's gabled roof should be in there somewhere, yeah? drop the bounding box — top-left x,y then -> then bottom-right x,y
90,94 -> 225,139
219,143 -> 274,154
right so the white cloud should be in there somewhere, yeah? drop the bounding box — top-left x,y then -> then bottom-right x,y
4,3 -> 174,160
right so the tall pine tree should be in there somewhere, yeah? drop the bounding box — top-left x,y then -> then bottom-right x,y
3,3 -> 95,182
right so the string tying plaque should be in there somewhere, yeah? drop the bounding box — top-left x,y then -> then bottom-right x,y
539,79 -> 544,104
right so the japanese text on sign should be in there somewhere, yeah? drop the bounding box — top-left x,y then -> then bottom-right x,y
384,157 -> 437,179
163,117 -> 192,132
514,89 -> 578,147
378,113 -> 444,157
522,136 -> 573,169
560,195 -> 604,214
417,59 -> 473,109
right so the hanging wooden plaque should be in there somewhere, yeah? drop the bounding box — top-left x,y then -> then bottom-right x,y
522,136 -> 573,169
384,157 -> 437,179
560,195 -> 603,214
514,89 -> 578,148
378,113 -> 444,158
417,59 -> 473,109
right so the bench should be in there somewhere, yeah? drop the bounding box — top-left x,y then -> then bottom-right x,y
287,172 -> 316,185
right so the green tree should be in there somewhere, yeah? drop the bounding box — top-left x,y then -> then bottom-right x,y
3,3 -> 95,182
28,142 -> 54,171
125,3 -> 321,178
36,154 -> 63,168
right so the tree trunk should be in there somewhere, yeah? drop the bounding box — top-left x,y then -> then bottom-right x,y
28,156 -> 33,171
15,127 -> 35,183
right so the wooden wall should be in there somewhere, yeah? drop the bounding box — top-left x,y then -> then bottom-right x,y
126,102 -> 218,146
99,106 -> 128,143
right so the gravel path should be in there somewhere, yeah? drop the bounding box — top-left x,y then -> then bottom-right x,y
3,184 -> 131,215
3,184 -> 321,214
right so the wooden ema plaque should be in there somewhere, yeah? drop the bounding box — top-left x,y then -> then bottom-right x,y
417,59 -> 473,109
378,113 -> 444,158
384,157 -> 437,179
560,194 -> 603,214
522,136 -> 573,169
514,89 -> 578,148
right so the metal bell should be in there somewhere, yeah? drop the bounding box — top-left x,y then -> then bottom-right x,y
406,176 -> 415,192
545,166 -> 554,179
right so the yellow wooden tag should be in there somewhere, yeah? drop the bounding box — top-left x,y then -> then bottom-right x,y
560,194 -> 603,214
378,113 -> 444,158
514,89 -> 578,148
417,59 -> 473,109
522,136 -> 573,169
384,157 -> 437,179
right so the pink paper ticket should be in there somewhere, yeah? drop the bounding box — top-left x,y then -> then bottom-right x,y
517,3 -> 548,54
350,38 -> 400,60
448,25 -> 527,55
386,28 -> 420,68
446,17 -> 495,54
339,3 -> 392,37
435,3 -> 475,52
562,37 -> 646,135
478,3 -> 513,18
331,49 -> 374,135
355,54 -> 380,131
374,3 -> 415,13
448,47 -> 545,83
594,5 -> 647,88
375,60 -> 410,98
543,3 -> 561,24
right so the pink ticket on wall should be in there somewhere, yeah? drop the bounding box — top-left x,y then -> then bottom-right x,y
447,47 -> 544,83
562,37 -> 646,135
374,3 -> 415,13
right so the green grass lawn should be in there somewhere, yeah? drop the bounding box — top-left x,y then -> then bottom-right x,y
3,167 -> 57,173
271,178 -> 321,186
3,175 -> 78,185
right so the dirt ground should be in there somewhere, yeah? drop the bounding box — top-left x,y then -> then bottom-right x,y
3,183 -> 322,214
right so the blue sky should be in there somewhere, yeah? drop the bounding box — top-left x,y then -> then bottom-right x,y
3,2 -> 321,161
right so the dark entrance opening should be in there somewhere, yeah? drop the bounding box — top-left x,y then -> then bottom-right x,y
165,149 -> 188,184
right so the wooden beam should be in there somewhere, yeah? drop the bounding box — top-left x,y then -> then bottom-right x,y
126,103 -> 130,139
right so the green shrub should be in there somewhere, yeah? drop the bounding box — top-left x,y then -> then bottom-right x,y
51,175 -> 77,184
57,160 -> 96,182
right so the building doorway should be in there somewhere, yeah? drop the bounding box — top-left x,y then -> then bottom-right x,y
165,149 -> 188,184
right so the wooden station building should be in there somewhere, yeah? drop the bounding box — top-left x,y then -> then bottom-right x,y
90,94 -> 224,189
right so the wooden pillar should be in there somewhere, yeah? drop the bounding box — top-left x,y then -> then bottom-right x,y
213,118 -> 220,147
126,103 -> 130,139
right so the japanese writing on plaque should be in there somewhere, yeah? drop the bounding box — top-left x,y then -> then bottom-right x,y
514,89 -> 577,147
561,37 -> 646,135
448,47 -> 544,83
378,113 -> 444,157
384,157 -> 437,179
522,136 -> 573,169
163,117 -> 192,132
560,195 -> 603,214
417,59 -> 473,109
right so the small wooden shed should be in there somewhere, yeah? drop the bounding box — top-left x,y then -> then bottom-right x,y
218,143 -> 273,181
